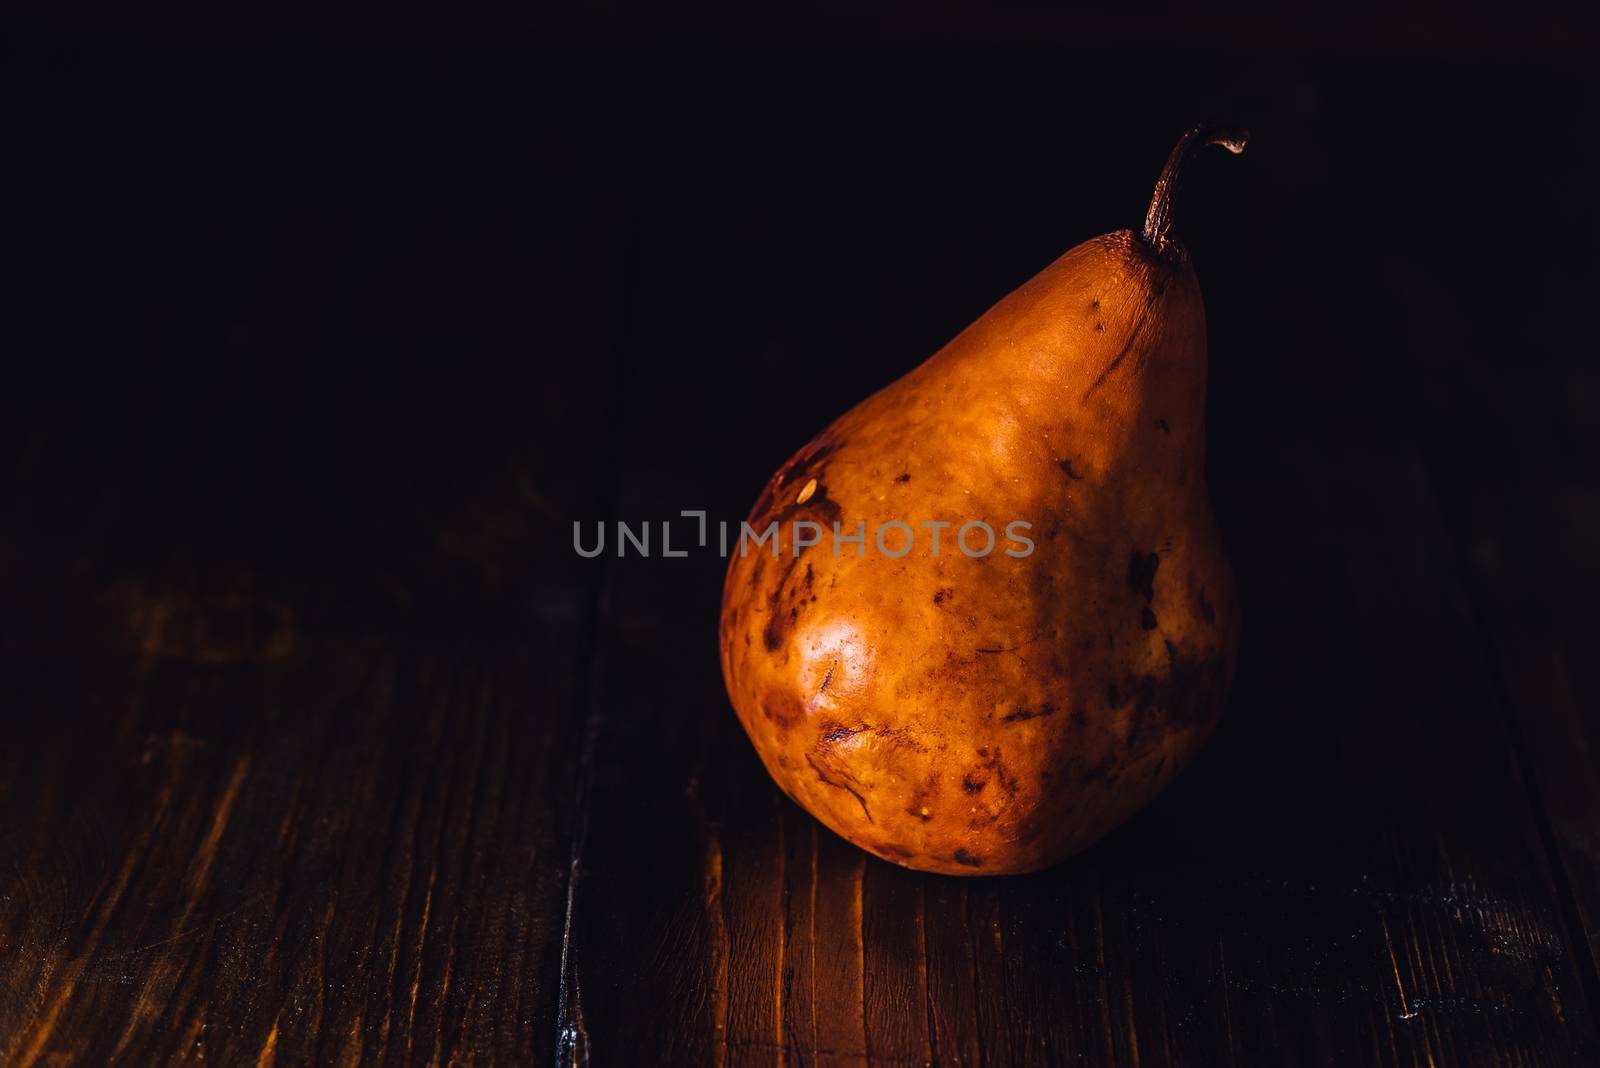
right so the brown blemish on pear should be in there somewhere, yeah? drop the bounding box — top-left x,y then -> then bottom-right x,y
719,125 -> 1245,875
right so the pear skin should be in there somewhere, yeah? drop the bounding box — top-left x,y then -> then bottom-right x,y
720,127 -> 1244,875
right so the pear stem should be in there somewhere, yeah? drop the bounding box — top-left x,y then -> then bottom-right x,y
1141,124 -> 1248,256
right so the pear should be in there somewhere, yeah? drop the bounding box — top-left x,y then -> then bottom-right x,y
720,126 -> 1245,875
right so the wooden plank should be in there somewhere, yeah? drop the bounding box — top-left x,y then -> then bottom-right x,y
1297,71 -> 1600,1034
0,39 -> 627,1064
0,632 -> 589,1064
860,862 -> 933,1066
1347,77 -> 1600,1021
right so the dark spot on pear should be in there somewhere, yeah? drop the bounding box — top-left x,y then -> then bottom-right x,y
1091,298 -> 1101,309
763,605 -> 788,651
806,753 -> 872,823
819,722 -> 867,746
1095,321 -> 1105,332
1081,755 -> 1117,784
1127,551 -> 1160,602
1124,646 -> 1229,752
1001,703 -> 1054,723
896,472 -> 911,483
1140,606 -> 1158,630
777,434 -> 839,489
1058,459 -> 1083,480
752,431 -> 843,526
933,588 -> 951,605
979,747 -> 1018,796
961,775 -> 987,793
760,503 -> 841,651
908,807 -> 933,823
953,849 -> 984,868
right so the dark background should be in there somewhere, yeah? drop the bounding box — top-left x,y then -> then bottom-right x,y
7,23 -> 1597,641
3,10 -> 1600,1065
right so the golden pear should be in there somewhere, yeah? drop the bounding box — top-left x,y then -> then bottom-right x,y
720,126 -> 1245,874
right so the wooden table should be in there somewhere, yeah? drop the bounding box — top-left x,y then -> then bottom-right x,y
3,32 -> 1598,1066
